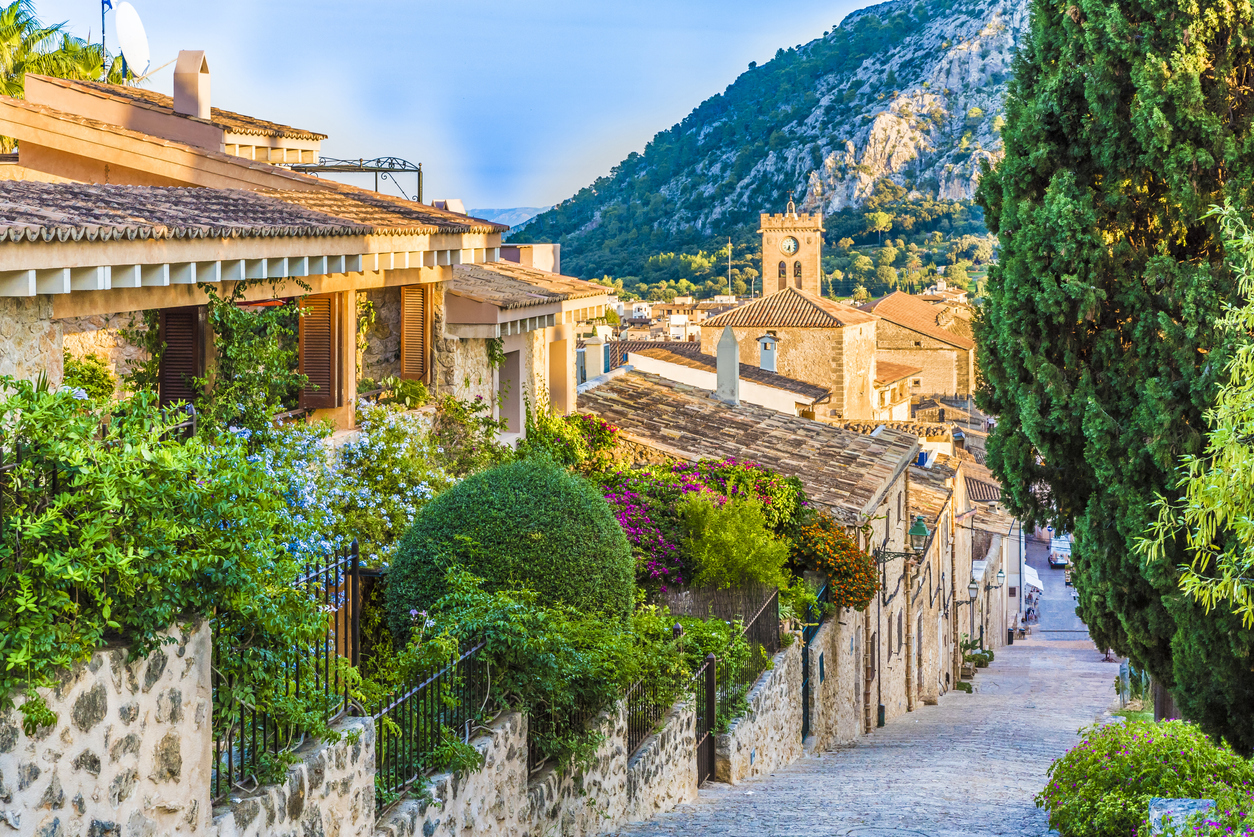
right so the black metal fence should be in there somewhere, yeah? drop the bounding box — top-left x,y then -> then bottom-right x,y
717,588 -> 781,730
372,641 -> 489,807
692,653 -> 717,785
211,542 -> 362,800
527,696 -> 603,774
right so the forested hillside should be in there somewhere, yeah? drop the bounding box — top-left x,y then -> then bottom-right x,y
517,0 -> 1028,299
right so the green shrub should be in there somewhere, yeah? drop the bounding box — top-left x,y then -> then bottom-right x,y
518,409 -> 619,471
678,494 -> 790,590
430,394 -> 511,476
387,459 -> 634,636
1036,721 -> 1254,837
1159,785 -> 1254,836
62,352 -> 116,402
0,378 -> 340,737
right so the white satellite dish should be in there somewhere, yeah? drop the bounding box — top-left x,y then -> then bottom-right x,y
114,2 -> 151,79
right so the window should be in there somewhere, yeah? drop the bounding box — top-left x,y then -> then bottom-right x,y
793,261 -> 803,288
913,340 -> 922,347
887,619 -> 892,659
299,293 -> 341,409
157,306 -> 205,407
778,261 -> 787,278
898,610 -> 904,654
912,378 -> 922,388
400,284 -> 430,381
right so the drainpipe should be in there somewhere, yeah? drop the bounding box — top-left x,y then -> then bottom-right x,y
951,502 -> 962,690
905,555 -> 916,713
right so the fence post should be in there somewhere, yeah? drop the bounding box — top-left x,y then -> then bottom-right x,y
350,540 -> 360,671
704,653 -> 716,741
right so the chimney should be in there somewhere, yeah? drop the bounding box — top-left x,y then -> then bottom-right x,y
716,326 -> 740,405
756,334 -> 778,373
173,51 -> 211,120
585,336 -> 606,379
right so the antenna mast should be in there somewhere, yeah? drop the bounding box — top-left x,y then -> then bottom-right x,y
101,1 -> 107,81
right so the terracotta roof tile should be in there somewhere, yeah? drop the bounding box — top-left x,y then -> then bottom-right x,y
704,287 -> 877,328
0,181 -> 369,242
834,420 -> 952,440
966,477 -> 1002,503
859,291 -> 976,349
874,359 -> 923,385
577,370 -> 918,522
610,340 -> 699,367
269,188 -> 508,236
449,262 -> 608,309
628,345 -> 831,401
30,75 -> 327,140
909,456 -> 957,525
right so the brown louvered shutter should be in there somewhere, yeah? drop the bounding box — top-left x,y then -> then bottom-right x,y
158,306 -> 204,406
299,294 -> 340,409
399,284 -> 429,382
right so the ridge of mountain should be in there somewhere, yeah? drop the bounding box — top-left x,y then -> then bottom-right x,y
517,0 -> 1028,280
468,207 -> 553,227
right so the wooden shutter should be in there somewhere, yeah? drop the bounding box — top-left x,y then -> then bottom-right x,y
299,294 -> 340,409
158,306 -> 204,406
399,284 -> 429,381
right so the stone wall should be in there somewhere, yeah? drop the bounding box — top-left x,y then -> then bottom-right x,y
360,286 -> 402,384
715,638 -> 803,785
208,717 -> 375,837
806,610 -> 864,749
0,295 -> 62,385
58,311 -> 149,389
875,319 -> 970,395
376,699 -> 698,837
431,287 -> 495,406
0,619 -> 213,837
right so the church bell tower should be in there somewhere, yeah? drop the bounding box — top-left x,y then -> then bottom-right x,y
759,196 -> 824,297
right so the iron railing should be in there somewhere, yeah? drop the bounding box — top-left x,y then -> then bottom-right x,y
718,588 -> 781,729
372,641 -> 489,808
693,653 -> 717,786
211,542 -> 362,800
527,696 -> 603,773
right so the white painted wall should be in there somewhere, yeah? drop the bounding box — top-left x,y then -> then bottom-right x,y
628,352 -> 809,416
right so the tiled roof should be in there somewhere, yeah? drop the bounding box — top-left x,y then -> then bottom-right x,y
577,370 -> 918,522
610,339 -> 699,368
909,455 -> 957,525
0,182 -> 507,242
0,182 -> 370,242
966,477 -> 1002,503
629,345 -> 831,401
270,188 -> 508,236
703,287 -> 877,328
30,75 -> 327,140
859,291 -> 976,349
449,262 -> 608,310
875,359 -> 923,385
834,420 -> 952,440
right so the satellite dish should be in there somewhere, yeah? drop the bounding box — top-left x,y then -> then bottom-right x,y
115,2 -> 151,78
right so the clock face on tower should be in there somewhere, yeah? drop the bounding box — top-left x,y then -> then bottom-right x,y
780,236 -> 799,255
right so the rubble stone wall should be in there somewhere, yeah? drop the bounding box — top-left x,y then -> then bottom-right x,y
0,619 -> 213,837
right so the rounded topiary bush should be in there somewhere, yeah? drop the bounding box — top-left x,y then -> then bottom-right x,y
386,458 -> 634,637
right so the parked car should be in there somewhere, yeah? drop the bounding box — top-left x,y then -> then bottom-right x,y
1049,536 -> 1072,568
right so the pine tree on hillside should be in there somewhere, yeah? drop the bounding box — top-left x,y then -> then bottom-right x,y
977,0 -> 1254,747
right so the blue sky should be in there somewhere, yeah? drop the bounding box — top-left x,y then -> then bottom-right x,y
35,0 -> 865,208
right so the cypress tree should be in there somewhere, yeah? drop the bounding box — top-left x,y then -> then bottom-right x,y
977,0 -> 1254,746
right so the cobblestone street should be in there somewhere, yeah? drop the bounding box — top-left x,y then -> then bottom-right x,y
612,537 -> 1116,837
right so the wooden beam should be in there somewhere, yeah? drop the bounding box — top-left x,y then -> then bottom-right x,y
70,266 -> 109,292
36,268 -> 70,294
196,261 -> 222,283
111,265 -> 142,288
169,263 -> 196,285
141,264 -> 169,287
0,269 -> 35,296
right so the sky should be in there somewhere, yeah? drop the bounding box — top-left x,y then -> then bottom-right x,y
34,0 -> 866,209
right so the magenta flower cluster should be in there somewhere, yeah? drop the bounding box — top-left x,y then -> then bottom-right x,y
602,483 -> 684,592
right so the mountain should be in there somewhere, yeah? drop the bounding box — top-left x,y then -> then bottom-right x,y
517,0 -> 1028,283
468,207 -> 553,228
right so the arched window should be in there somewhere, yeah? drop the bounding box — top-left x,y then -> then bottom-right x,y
794,261 -> 803,288
778,261 -> 787,292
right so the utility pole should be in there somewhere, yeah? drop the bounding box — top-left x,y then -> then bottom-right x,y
727,237 -> 732,297
101,0 -> 108,81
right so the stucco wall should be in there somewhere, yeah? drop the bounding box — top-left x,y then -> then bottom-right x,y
209,717 -> 376,837
0,295 -> 63,385
841,321 -> 877,420
0,619 -> 213,837
377,701 -> 697,837
715,639 -> 803,785
874,320 -> 970,395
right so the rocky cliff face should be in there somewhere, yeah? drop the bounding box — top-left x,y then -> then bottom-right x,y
520,0 -> 1028,276
800,0 -> 1027,212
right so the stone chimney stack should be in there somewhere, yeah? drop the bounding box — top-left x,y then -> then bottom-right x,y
173,50 -> 211,120
716,326 -> 740,405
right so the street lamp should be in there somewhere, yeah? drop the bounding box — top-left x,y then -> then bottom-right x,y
967,578 -> 979,601
997,568 -> 1006,586
908,515 -> 930,553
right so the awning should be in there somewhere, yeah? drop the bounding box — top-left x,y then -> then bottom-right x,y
1024,565 -> 1043,592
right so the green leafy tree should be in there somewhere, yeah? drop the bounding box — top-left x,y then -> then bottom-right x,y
976,0 -> 1254,748
850,253 -> 874,280
1142,206 -> 1254,628
0,0 -> 125,150
866,211 -> 893,243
